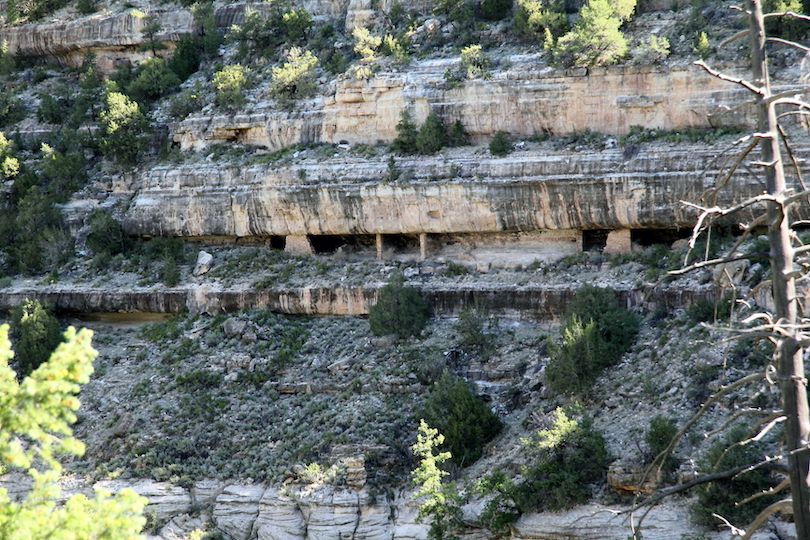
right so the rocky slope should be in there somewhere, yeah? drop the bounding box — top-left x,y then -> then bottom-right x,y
0,0 -> 805,539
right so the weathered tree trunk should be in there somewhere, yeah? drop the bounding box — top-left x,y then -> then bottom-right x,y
747,0 -> 810,535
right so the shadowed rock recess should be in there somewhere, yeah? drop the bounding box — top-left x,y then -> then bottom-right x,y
0,0 -> 808,539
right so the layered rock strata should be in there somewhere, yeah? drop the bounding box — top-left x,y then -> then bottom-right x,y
0,281 -> 721,319
0,8 -> 194,70
123,146 -> 809,243
174,63 -> 764,151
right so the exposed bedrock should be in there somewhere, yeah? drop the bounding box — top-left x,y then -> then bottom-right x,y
0,282 -> 724,319
173,63 -> 780,152
0,8 -> 194,70
123,146 -> 807,239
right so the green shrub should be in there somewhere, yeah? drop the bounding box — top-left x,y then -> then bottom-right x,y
447,120 -> 468,147
415,111 -> 447,155
516,408 -> 607,510
167,33 -> 200,81
167,82 -> 205,120
227,4 -> 313,59
460,44 -> 489,78
0,87 -> 27,128
686,294 -> 731,323
37,89 -> 72,124
489,131 -> 512,156
86,209 -> 131,256
454,301 -> 495,359
368,272 -> 428,338
391,109 -> 418,155
99,92 -> 149,166
545,284 -> 639,394
513,0 -> 568,41
213,64 -> 248,109
160,257 -> 181,287
11,298 -> 63,378
646,415 -> 678,472
445,261 -> 468,276
137,17 -> 167,56
176,370 -> 223,389
77,0 -> 96,15
270,47 -> 318,105
482,0 -> 513,20
764,0 -> 810,40
126,57 -> 181,102
549,0 -> 629,67
693,424 -> 780,529
478,407 -> 607,532
422,371 -> 502,466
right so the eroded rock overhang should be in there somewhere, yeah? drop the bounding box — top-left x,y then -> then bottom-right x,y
123,145 -> 802,240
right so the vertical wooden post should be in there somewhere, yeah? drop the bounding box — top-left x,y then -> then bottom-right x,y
376,234 -> 383,260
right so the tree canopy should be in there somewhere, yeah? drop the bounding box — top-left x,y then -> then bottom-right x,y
0,324 -> 148,540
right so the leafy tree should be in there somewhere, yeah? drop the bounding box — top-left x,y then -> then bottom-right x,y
139,16 -> 167,56
646,415 -> 678,473
550,0 -> 628,67
411,420 -> 463,540
460,44 -> 489,79
86,209 -> 131,257
445,120 -> 468,147
693,425 -> 780,529
513,0 -> 568,41
515,408 -> 607,511
478,407 -> 607,534
280,7 -> 313,43
482,0 -> 513,20
167,33 -> 200,81
0,86 -> 27,128
391,109 -> 419,155
352,26 -> 382,77
270,47 -> 318,104
37,87 -> 73,125
226,4 -> 312,59
10,298 -> 62,378
99,92 -> 149,166
0,323 -> 148,539
6,0 -> 19,25
77,0 -> 96,15
545,284 -> 639,394
126,57 -> 180,103
422,371 -> 502,466
368,272 -> 428,338
416,111 -> 447,154
0,131 -> 18,181
489,130 -> 512,156
70,54 -> 104,127
194,2 -> 220,55
213,64 -> 248,109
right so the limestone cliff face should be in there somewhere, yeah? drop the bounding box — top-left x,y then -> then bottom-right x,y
1,476 -> 702,540
122,145 -> 790,239
174,63 -> 761,151
0,278 -> 720,318
0,8 -> 193,70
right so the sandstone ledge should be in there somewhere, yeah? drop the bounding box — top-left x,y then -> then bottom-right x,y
0,282 -> 718,320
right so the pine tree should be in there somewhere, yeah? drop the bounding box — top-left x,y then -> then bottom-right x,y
551,0 -> 628,67
0,324 -> 148,539
416,111 -> 447,155
391,109 -> 419,155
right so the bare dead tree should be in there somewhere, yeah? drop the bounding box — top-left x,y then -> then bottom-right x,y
628,1 -> 810,537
